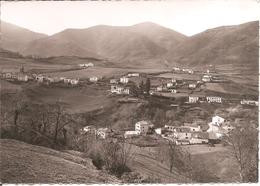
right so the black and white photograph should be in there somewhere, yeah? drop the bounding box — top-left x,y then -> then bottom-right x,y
0,0 -> 259,184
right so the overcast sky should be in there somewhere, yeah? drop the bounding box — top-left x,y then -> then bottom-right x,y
1,0 -> 259,36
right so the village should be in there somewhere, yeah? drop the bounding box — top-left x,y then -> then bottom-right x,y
1,63 -> 258,148
80,114 -> 234,146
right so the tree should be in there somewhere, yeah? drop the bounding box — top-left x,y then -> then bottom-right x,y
139,80 -> 144,94
224,126 -> 258,182
101,139 -> 135,177
145,78 -> 151,94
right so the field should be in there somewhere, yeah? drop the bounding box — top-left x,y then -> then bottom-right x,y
24,83 -> 116,113
183,144 -> 240,182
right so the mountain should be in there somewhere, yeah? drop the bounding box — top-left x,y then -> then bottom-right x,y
1,21 -> 47,53
0,139 -> 120,183
1,21 -> 258,69
131,22 -> 187,51
22,24 -> 175,61
166,21 -> 259,69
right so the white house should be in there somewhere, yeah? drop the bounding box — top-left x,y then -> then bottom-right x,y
164,125 -> 175,132
36,75 -> 44,83
189,96 -> 199,103
155,128 -> 162,135
110,79 -> 118,84
156,86 -> 163,92
64,78 -> 71,84
173,67 -> 180,71
86,63 -> 94,67
135,121 -> 154,134
190,132 -> 209,144
211,116 -> 225,126
173,127 -> 192,140
89,76 -> 98,82
124,131 -> 140,138
188,84 -> 196,89
96,128 -> 112,139
81,125 -> 96,134
240,100 -> 258,106
183,123 -> 201,132
111,85 -> 130,95
202,75 -> 211,82
207,96 -> 222,103
70,79 -> 79,85
17,74 -> 28,82
128,73 -> 139,77
167,82 -> 174,88
171,89 -> 177,94
120,77 -> 129,84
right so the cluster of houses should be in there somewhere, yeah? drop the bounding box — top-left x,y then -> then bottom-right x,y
78,63 -> 94,68
188,95 -> 222,103
240,99 -> 259,106
1,72 -> 29,82
109,73 -> 140,95
152,78 -> 201,95
32,74 -> 80,85
123,115 -> 234,145
172,67 -> 194,74
80,115 -> 234,146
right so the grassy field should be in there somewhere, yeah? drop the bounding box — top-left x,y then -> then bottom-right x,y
0,139 -> 120,183
24,83 -> 116,113
128,144 -> 190,183
183,144 -> 240,182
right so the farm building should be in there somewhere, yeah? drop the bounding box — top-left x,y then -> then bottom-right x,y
183,123 -> 201,132
188,84 -> 196,89
135,121 -> 154,134
2,72 -> 12,79
202,75 -> 212,82
211,115 -> 225,126
188,96 -> 199,103
190,132 -> 209,144
96,128 -> 113,139
89,76 -> 98,82
36,75 -> 44,83
120,77 -> 129,84
81,125 -> 96,134
167,82 -> 174,88
164,125 -> 175,132
240,99 -> 259,106
111,85 -> 130,95
155,128 -> 162,135
124,131 -> 140,138
173,127 -> 192,140
206,96 -> 222,103
70,79 -> 79,85
127,73 -> 139,77
17,74 -> 29,82
110,79 -> 118,84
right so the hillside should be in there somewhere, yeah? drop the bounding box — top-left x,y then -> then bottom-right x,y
1,20 -> 258,69
167,21 -> 259,70
22,24 -> 169,61
131,22 -> 187,51
1,21 -> 47,53
0,139 -> 120,183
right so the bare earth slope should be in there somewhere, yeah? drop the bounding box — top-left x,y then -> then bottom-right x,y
0,139 -> 120,184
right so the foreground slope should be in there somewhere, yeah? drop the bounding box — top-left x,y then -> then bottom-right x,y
0,139 -> 120,183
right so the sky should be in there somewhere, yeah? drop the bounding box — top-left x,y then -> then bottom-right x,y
1,0 -> 259,36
